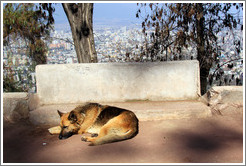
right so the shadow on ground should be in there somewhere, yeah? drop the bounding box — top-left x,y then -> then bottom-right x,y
162,118 -> 243,163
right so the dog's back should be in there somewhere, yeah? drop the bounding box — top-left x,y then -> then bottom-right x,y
82,103 -> 139,145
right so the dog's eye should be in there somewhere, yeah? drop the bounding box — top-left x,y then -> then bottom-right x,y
63,126 -> 68,129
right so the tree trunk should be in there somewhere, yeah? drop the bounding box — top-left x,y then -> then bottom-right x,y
62,3 -> 97,63
196,4 -> 209,95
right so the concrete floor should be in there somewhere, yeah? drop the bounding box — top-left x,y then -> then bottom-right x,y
3,112 -> 243,164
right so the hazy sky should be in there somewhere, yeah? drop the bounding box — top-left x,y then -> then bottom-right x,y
49,3 -> 243,30
53,3 -> 141,27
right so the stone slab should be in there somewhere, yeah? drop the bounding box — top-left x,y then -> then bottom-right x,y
36,60 -> 200,105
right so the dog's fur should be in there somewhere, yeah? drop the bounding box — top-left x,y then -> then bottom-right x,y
56,103 -> 139,146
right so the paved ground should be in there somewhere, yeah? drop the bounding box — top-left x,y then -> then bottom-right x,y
3,111 -> 243,163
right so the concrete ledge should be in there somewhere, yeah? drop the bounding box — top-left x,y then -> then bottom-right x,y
29,101 -> 212,125
103,101 -> 212,121
3,93 -> 29,123
36,60 -> 200,105
3,93 -> 28,99
29,104 -> 77,125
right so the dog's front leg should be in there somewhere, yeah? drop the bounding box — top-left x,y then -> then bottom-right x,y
48,126 -> 61,134
81,135 -> 96,143
77,118 -> 95,134
78,128 -> 86,134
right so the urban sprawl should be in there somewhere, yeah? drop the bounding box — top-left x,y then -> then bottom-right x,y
3,24 -> 244,92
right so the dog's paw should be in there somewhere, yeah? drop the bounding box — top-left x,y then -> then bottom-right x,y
81,136 -> 88,142
48,126 -> 61,135
91,133 -> 98,137
88,142 -> 96,146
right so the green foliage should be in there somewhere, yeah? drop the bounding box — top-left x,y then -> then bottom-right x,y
3,63 -> 24,92
3,76 -> 24,92
3,3 -> 55,64
3,3 -> 55,92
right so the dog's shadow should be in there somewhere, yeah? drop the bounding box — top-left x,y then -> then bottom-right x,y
84,139 -> 140,162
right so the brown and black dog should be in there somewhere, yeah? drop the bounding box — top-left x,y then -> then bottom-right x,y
52,103 -> 139,146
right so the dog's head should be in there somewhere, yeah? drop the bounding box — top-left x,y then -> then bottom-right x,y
57,110 -> 84,140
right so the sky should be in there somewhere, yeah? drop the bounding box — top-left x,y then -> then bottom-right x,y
51,2 -> 244,30
53,3 -> 142,29
2,2 -> 243,31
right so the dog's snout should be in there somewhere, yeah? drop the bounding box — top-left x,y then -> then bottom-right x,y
59,135 -> 63,140
58,132 -> 73,140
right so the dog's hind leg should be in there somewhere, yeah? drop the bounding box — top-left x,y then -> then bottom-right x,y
89,129 -> 135,146
87,127 -> 137,146
83,113 -> 138,146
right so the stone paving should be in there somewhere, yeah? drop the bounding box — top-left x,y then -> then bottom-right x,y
3,107 -> 243,163
2,86 -> 244,163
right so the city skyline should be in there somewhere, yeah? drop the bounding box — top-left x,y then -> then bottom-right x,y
2,2 -> 244,92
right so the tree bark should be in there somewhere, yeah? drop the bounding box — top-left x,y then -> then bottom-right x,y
62,3 -> 97,63
196,3 -> 209,95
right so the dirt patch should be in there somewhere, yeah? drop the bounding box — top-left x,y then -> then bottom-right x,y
3,113 -> 243,163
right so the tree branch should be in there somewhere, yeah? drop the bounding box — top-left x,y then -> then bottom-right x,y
212,58 -> 243,77
51,36 -> 74,46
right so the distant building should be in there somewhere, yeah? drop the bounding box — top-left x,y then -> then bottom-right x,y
66,57 -> 73,64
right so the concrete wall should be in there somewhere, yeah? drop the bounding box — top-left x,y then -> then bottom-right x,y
36,60 -> 200,105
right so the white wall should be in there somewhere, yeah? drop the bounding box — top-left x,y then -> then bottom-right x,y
36,60 -> 200,105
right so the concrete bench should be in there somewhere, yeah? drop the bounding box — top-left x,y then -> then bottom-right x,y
5,61 -> 243,125
35,60 -> 201,105
28,60 -> 207,125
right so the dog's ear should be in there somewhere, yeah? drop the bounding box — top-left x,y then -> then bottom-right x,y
68,111 -> 77,123
57,110 -> 64,117
81,112 -> 85,118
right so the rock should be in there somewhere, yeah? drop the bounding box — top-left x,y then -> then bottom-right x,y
3,93 -> 29,123
200,86 -> 243,115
